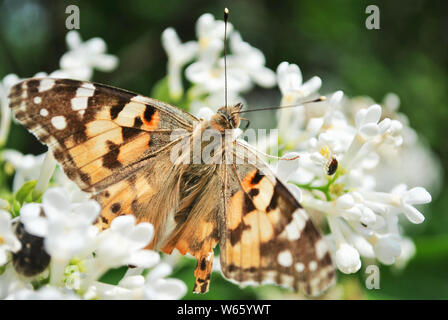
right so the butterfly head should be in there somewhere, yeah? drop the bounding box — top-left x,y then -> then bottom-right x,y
211,103 -> 243,131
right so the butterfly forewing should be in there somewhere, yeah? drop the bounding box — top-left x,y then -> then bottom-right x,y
9,78 -> 196,192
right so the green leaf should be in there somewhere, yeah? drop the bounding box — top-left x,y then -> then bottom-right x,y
414,234 -> 448,262
15,180 -> 37,204
151,77 -> 174,103
98,266 -> 129,285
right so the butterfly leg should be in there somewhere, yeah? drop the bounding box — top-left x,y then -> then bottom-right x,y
240,117 -> 251,131
193,251 -> 214,294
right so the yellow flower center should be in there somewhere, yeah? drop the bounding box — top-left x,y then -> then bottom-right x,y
199,37 -> 210,50
320,145 -> 330,158
330,184 -> 344,197
210,68 -> 221,78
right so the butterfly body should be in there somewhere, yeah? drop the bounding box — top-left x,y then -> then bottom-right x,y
9,78 -> 335,296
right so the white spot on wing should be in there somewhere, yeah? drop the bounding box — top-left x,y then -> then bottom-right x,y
51,116 -> 67,130
81,82 -> 96,90
76,87 -> 95,97
277,250 -> 293,267
21,82 -> 28,98
71,96 -> 89,110
295,262 -> 305,272
34,96 -> 42,104
40,108 -> 49,117
38,79 -> 55,92
71,86 -> 95,111
282,209 -> 307,241
316,239 -> 328,259
309,261 -> 317,272
19,101 -> 26,111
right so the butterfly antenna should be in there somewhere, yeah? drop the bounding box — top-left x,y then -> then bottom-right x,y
224,7 -> 229,108
234,96 -> 327,114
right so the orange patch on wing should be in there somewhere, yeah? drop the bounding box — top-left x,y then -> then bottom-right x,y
225,240 -> 241,267
141,109 -> 160,131
227,191 -> 244,229
244,211 -> 274,243
116,133 -> 150,166
86,120 -> 118,137
68,127 -> 123,167
241,212 -> 261,269
81,158 -> 112,184
241,169 -> 259,189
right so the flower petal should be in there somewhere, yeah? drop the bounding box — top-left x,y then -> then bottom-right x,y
404,187 -> 432,205
402,203 -> 425,224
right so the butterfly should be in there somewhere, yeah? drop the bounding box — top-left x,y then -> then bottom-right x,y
9,77 -> 336,296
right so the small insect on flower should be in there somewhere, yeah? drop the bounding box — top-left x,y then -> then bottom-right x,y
12,222 -> 50,277
326,157 -> 338,176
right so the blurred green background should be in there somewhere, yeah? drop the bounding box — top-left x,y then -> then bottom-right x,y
0,0 -> 447,299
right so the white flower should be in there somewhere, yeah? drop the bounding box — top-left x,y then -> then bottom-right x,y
340,105 -> 392,170
195,106 -> 215,121
34,151 -> 57,195
0,199 -> 8,210
276,61 -> 322,104
0,74 -> 20,146
0,265 -> 32,299
91,215 -> 159,276
0,210 -> 21,265
21,187 -> 100,257
59,31 -> 118,80
190,89 -> 245,115
276,61 -> 322,139
162,28 -> 198,100
186,59 -> 251,94
143,263 -> 187,300
227,32 -> 276,88
53,168 -> 88,202
196,13 -> 231,61
83,263 -> 186,300
373,234 -> 402,265
20,187 -> 100,285
269,153 -> 303,203
6,286 -> 79,300
335,243 -> 361,274
354,104 -> 387,137
390,185 -> 431,223
2,151 -> 45,192
394,237 -> 416,269
362,184 -> 431,224
186,13 -> 277,96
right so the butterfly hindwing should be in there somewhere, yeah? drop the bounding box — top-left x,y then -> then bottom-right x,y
219,143 -> 336,296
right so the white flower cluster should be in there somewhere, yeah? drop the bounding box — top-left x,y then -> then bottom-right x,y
270,65 -> 435,274
162,13 -> 276,113
160,14 -> 438,276
0,31 -> 186,300
0,31 -> 117,147
0,188 -> 186,300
